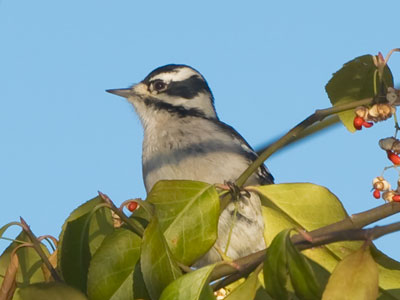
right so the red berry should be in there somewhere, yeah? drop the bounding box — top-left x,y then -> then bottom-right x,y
373,189 -> 381,199
392,195 -> 400,202
353,116 -> 364,130
387,151 -> 400,165
393,195 -> 400,202
362,121 -> 374,128
127,201 -> 138,212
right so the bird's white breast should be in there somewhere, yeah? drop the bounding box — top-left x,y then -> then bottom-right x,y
141,115 -> 253,192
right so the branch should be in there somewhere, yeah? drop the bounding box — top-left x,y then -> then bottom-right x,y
295,221 -> 400,250
291,201 -> 400,245
236,98 -> 373,187
19,217 -> 62,282
256,115 -> 340,156
210,202 -> 400,289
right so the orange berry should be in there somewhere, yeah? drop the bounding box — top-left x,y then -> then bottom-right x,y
353,116 -> 364,130
373,189 -> 381,199
362,121 -> 373,128
393,195 -> 400,202
387,151 -> 400,165
127,201 -> 138,212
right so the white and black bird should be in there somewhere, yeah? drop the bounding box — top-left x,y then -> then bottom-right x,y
107,64 -> 274,266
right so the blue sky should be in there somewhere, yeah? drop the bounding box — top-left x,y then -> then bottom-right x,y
1,0 -> 400,262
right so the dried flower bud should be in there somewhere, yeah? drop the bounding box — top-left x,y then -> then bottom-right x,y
372,176 -> 384,184
382,190 -> 396,202
379,137 -> 397,151
387,87 -> 398,105
382,180 -> 391,191
214,288 -> 227,300
392,140 -> 400,154
355,106 -> 369,119
367,103 -> 395,122
374,182 -> 384,190
378,103 -> 395,120
368,104 -> 379,118
372,176 -> 391,191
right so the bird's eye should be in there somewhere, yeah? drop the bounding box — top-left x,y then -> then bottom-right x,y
152,80 -> 167,92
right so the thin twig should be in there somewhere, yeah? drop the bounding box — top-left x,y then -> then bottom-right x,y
295,221 -> 400,250
212,262 -> 263,291
236,98 -> 373,187
291,202 -> 400,245
38,235 -> 58,252
256,115 -> 340,156
19,217 -> 62,282
98,191 -> 144,237
210,210 -> 400,289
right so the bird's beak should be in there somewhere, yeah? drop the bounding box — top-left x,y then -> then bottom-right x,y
106,88 -> 133,98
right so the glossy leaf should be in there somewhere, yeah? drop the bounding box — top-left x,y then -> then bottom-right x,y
253,183 -> 400,298
58,196 -> 113,292
325,54 -> 393,132
322,245 -> 378,300
370,247 -> 400,298
17,282 -> 87,300
264,228 -> 321,300
0,231 -> 48,286
160,264 -> 216,300
286,232 -> 322,300
147,180 -> 219,265
141,217 -> 182,300
225,267 -> 261,300
263,229 -> 290,299
87,228 -> 141,300
253,183 -> 359,257
132,261 -> 151,300
254,287 -> 275,300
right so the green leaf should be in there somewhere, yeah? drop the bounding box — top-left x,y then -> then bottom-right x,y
253,183 -> 400,298
132,261 -> 151,300
160,264 -> 216,300
286,232 -> 322,300
263,229 -> 290,299
225,267 -> 261,300
254,287 -> 275,300
253,183 -> 359,256
254,183 -> 347,239
17,282 -> 88,300
325,54 -> 393,132
322,245 -> 378,300
58,196 -> 113,292
264,228 -> 322,300
141,217 -> 182,300
87,228 -> 142,300
0,231 -> 48,286
147,180 -> 219,265
370,247 -> 400,298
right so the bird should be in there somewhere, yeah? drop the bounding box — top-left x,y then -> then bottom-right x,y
107,64 -> 274,266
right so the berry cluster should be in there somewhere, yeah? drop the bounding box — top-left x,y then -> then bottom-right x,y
353,103 -> 396,130
379,137 -> 400,165
353,87 -> 398,131
372,136 -> 400,202
372,176 -> 400,202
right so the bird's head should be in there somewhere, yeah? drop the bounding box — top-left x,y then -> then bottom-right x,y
107,64 -> 217,124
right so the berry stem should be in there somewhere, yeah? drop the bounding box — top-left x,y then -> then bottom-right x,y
235,97 -> 374,188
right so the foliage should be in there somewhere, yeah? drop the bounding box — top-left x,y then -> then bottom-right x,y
1,50 -> 400,300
